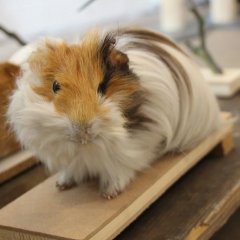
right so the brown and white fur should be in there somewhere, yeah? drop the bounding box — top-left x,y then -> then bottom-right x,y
7,28 -> 221,198
0,62 -> 20,158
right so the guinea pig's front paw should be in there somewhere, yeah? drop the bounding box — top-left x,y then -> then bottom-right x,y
100,182 -> 123,200
56,180 -> 76,191
101,190 -> 120,200
100,172 -> 134,200
56,174 -> 76,191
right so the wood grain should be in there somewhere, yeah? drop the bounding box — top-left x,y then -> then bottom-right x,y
0,151 -> 37,184
0,120 -> 233,240
186,182 -> 240,240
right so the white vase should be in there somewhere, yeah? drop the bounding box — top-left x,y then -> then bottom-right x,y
160,0 -> 187,33
210,0 -> 238,24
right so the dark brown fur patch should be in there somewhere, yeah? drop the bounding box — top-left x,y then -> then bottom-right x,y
119,28 -> 187,56
123,91 -> 155,131
98,34 -> 130,95
126,41 -> 192,96
101,65 -> 154,131
99,34 -> 155,131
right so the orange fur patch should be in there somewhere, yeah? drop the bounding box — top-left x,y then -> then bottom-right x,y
29,32 -> 103,124
0,63 -> 21,157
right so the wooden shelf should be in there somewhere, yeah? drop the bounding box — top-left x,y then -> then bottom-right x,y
0,151 -> 37,184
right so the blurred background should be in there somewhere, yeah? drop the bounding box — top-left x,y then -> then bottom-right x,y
0,0 -> 239,62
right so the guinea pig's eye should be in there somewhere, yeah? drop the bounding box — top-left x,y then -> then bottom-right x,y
52,80 -> 61,93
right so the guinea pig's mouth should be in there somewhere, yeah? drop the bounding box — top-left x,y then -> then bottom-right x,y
68,134 -> 94,145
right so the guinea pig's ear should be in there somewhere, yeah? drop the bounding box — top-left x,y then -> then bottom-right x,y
101,34 -> 129,71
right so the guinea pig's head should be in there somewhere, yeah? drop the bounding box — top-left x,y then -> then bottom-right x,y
8,31 -> 142,148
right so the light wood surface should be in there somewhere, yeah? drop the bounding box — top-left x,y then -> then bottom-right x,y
0,119 -> 233,240
0,151 -> 37,184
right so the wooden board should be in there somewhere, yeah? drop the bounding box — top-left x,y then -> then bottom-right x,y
0,151 -> 37,184
0,122 -> 233,240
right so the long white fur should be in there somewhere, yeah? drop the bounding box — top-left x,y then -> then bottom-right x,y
7,30 -> 221,197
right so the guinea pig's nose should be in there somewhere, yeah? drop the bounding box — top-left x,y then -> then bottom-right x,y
70,122 -> 95,144
72,122 -> 91,135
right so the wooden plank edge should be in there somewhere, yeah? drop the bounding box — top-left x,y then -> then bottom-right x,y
220,111 -> 232,120
185,182 -> 240,240
88,124 -> 233,240
209,131 -> 234,157
0,226 -> 67,240
211,112 -> 235,156
0,151 -> 37,184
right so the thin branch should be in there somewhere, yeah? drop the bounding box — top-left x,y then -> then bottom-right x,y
0,25 -> 26,46
190,6 -> 206,49
187,1 -> 222,74
78,0 -> 97,12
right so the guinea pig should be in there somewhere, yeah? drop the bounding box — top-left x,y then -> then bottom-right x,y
7,28 -> 221,199
0,62 -> 20,158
